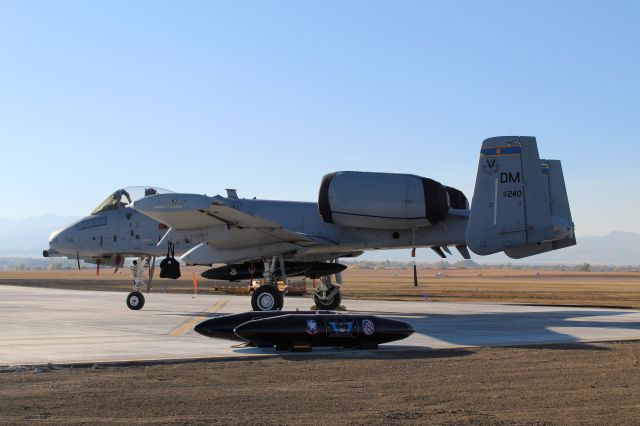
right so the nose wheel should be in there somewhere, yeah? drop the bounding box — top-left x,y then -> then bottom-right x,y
126,291 -> 145,310
126,256 -> 152,310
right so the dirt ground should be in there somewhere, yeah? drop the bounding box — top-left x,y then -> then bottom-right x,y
2,270 -> 640,424
1,342 -> 639,425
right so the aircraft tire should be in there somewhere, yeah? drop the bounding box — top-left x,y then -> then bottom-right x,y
127,291 -> 145,310
314,289 -> 341,310
251,286 -> 283,311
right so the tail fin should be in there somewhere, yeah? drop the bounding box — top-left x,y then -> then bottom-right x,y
466,136 -> 575,258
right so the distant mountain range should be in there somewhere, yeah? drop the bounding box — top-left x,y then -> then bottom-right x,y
0,214 -> 80,256
354,231 -> 640,266
0,215 -> 638,265
510,231 -> 640,265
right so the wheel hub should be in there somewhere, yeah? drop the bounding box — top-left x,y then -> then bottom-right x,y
257,293 -> 275,310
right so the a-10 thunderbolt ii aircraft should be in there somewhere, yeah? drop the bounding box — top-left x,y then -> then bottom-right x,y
44,136 -> 575,311
44,187 -> 196,309
125,136 -> 575,312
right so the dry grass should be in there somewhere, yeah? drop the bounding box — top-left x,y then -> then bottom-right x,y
1,267 -> 640,308
341,267 -> 640,308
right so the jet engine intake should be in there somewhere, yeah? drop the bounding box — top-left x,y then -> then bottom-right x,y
318,171 -> 449,229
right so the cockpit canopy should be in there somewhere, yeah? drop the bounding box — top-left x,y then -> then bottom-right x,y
91,187 -> 173,215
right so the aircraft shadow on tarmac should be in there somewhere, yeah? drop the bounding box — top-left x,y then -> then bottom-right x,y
378,310 -> 640,350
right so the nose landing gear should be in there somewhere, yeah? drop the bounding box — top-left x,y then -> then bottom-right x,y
126,256 -> 152,311
126,291 -> 145,310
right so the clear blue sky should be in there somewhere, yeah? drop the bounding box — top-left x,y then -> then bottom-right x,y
1,1 -> 639,236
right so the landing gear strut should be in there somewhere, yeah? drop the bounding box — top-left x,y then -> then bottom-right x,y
127,256 -> 152,311
251,256 -> 286,311
313,275 -> 342,310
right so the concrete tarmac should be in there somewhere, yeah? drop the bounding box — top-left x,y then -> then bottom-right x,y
2,285 -> 640,366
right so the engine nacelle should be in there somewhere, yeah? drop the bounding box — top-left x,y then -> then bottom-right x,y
318,171 -> 449,230
445,186 -> 469,210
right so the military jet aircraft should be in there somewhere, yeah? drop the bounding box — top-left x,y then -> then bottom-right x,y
44,187 -> 195,309
131,136 -> 575,312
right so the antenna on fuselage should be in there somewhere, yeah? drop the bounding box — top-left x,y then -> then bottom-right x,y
225,189 -> 239,199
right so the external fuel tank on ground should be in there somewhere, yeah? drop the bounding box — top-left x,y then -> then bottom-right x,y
232,313 -> 414,350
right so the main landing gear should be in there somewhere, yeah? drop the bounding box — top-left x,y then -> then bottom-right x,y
313,274 -> 342,310
251,256 -> 286,312
249,256 -> 344,312
251,285 -> 283,311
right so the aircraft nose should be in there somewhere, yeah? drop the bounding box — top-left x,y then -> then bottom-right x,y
49,228 -> 64,244
48,228 -> 65,248
44,227 -> 69,257
42,228 -> 64,257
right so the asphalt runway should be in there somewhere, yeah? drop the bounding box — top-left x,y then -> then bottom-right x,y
2,285 -> 640,366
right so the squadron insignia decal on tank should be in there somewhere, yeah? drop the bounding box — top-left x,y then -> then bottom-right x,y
327,320 -> 356,336
361,319 -> 375,336
305,319 -> 319,335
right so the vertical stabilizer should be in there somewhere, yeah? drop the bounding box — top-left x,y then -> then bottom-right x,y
504,159 -> 576,258
467,136 -> 574,257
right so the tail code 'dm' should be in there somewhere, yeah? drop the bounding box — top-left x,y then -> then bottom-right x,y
500,172 -> 520,183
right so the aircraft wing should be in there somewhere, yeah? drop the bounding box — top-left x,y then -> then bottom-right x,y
133,193 -> 316,263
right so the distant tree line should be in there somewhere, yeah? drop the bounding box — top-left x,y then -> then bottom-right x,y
343,259 -> 639,273
0,257 -> 80,271
0,257 -> 637,273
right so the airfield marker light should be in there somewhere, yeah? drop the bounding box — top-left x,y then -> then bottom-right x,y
192,272 -> 198,298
